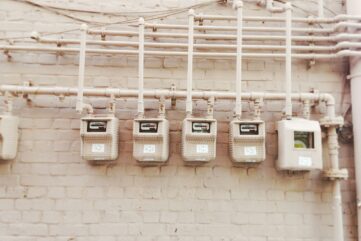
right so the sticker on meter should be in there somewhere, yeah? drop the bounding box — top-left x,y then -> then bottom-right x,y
192,122 -> 211,133
92,144 -> 105,153
196,144 -> 209,154
298,156 -> 312,167
139,121 -> 158,133
244,146 -> 257,156
143,144 -> 156,154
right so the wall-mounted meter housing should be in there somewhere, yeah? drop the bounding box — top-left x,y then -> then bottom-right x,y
133,118 -> 169,165
229,119 -> 266,164
277,118 -> 322,171
182,118 -> 217,164
0,115 -> 19,160
80,115 -> 119,162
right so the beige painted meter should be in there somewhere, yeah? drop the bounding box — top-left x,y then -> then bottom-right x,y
0,115 -> 19,160
133,118 -> 169,164
229,119 -> 266,164
80,115 -> 119,162
277,118 -> 322,171
182,118 -> 217,164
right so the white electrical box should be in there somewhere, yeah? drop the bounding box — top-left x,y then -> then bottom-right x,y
229,119 -> 266,164
0,115 -> 19,160
182,118 -> 217,164
133,118 -> 169,165
277,118 -> 322,171
80,115 -> 119,162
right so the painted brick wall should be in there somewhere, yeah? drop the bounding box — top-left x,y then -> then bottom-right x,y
0,0 -> 357,240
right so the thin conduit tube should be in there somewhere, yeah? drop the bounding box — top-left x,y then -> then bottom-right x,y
186,9 -> 195,117
235,0 -> 243,119
285,3 -> 292,119
76,24 -> 87,113
137,18 -> 145,118
318,0 -> 324,18
2,45 -> 361,58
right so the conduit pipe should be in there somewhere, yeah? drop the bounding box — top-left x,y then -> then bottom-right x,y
346,0 -> 361,239
318,0 -> 324,18
2,45 -> 361,59
29,37 -> 361,52
285,2 -> 292,119
235,0 -> 243,119
186,9 -> 195,117
266,0 -> 284,13
137,18 -> 145,118
75,24 -> 93,114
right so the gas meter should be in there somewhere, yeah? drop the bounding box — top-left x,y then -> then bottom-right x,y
133,118 -> 169,164
0,115 -> 19,160
80,115 -> 119,162
277,118 -> 322,171
182,118 -> 217,164
229,119 -> 266,164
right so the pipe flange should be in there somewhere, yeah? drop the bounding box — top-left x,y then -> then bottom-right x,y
323,168 -> 349,181
319,116 -> 344,128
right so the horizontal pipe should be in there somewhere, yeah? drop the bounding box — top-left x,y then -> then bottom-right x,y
1,45 -> 360,59
87,29 -> 361,42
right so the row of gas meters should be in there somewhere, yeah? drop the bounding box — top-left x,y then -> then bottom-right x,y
0,115 -> 322,171
78,115 -> 322,171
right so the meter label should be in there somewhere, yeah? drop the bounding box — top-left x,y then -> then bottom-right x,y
192,122 -> 211,133
244,146 -> 257,156
87,121 -> 107,132
143,144 -> 156,154
92,144 -> 105,153
299,156 -> 312,167
139,121 -> 158,133
196,144 -> 208,154
239,123 -> 259,135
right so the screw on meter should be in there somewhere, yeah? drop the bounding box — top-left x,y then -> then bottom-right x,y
239,123 -> 259,135
139,121 -> 159,133
192,122 -> 211,133
87,121 -> 107,132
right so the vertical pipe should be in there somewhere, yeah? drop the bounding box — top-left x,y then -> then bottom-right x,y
346,0 -> 361,239
285,3 -> 293,119
235,0 -> 243,119
186,9 -> 195,117
318,0 -> 324,18
138,18 -> 145,118
76,24 -> 88,113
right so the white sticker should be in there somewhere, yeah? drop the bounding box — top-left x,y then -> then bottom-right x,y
92,144 -> 105,153
299,156 -> 312,167
143,144 -> 156,154
244,146 -> 257,156
196,144 -> 209,154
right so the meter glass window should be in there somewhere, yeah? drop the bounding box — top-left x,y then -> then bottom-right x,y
139,121 -> 158,133
239,123 -> 259,135
192,122 -> 211,133
87,121 -> 107,132
294,131 -> 314,149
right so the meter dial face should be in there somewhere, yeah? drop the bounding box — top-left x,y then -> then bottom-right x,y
192,122 -> 211,133
87,121 -> 107,132
139,121 -> 158,133
239,123 -> 259,135
294,131 -> 314,149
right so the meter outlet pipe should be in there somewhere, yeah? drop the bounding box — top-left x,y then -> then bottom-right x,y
234,0 -> 243,120
186,9 -> 195,118
285,2 -> 293,119
137,18 -> 145,119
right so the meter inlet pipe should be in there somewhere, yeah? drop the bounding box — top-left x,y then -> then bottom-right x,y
186,9 -> 195,118
234,0 -> 243,119
75,24 -> 93,114
284,2 -> 292,119
347,0 -> 361,239
137,18 -> 145,119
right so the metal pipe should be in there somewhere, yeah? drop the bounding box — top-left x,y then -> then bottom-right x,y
318,0 -> 324,18
186,9 -> 195,117
2,45 -> 361,59
347,0 -> 361,239
266,0 -> 284,13
235,0 -> 243,119
137,18 -> 145,118
285,3 -> 292,119
75,24 -> 93,114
